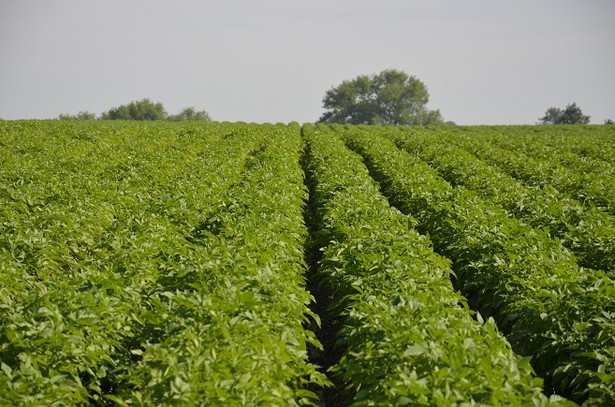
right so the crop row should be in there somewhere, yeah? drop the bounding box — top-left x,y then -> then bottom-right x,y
474,125 -> 615,174
2,121 -> 236,404
115,123 -> 326,405
337,126 -> 615,405
303,124 -> 565,405
0,122 -> 325,405
379,127 -> 615,276
2,121 -> 613,405
436,126 -> 615,216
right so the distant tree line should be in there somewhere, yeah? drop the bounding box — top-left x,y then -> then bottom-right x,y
539,102 -> 590,125
57,99 -> 211,122
539,103 -> 615,125
318,71 -> 613,126
57,111 -> 97,120
54,94 -> 612,126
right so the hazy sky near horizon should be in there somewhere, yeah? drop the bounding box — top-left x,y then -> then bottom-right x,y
1,0 -> 614,124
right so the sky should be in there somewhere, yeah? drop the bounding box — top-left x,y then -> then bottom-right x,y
0,0 -> 614,125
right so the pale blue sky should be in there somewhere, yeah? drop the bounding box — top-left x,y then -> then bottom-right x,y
1,0 -> 613,124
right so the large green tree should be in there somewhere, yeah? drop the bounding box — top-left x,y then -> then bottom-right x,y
318,69 -> 443,125
539,102 -> 590,124
101,98 -> 167,121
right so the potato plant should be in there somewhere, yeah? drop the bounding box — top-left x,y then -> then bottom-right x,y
338,127 -> 614,405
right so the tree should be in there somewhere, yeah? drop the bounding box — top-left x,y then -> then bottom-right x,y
318,69 -> 443,125
57,111 -> 97,120
540,107 -> 563,125
539,102 -> 590,124
101,98 -> 167,121
167,107 -> 211,122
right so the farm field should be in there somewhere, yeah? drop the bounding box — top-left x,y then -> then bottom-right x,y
1,120 -> 614,405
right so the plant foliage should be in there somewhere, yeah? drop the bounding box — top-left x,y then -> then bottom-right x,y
337,125 -> 615,405
1,120 -> 614,405
540,103 -> 590,124
318,69 -> 443,125
303,124 -> 566,405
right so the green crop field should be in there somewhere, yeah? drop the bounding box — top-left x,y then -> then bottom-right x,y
1,120 -> 614,406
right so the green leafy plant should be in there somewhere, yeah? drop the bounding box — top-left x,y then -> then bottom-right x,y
0,121 -> 326,405
303,124 -> 566,405
386,127 -> 615,276
338,126 -> 614,405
